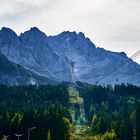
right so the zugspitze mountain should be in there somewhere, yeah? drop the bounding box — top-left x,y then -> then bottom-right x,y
0,27 -> 140,86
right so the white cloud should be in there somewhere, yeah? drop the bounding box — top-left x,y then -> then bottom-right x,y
0,0 -> 140,63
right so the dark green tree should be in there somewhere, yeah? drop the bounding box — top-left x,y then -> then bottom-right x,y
136,102 -> 140,140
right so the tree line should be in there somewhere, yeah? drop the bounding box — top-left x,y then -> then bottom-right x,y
0,83 -> 140,140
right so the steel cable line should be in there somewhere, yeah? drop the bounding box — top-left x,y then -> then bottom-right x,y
48,49 -> 140,88
108,53 -> 140,84
92,50 -> 140,84
130,50 -> 140,59
32,45 -> 140,89
70,50 -> 140,88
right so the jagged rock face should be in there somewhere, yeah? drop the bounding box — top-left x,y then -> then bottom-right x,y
19,28 -> 71,81
47,31 -> 140,85
0,27 -> 22,63
0,27 -> 140,86
0,27 -> 71,81
0,53 -> 54,86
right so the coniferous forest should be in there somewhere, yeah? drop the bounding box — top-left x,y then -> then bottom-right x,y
0,83 -> 140,140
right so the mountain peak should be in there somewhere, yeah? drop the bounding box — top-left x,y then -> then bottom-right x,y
30,27 -> 42,32
20,27 -> 47,36
19,27 -> 47,43
78,32 -> 85,38
59,31 -> 86,37
58,31 -> 77,37
56,31 -> 87,40
1,27 -> 13,32
0,27 -> 18,37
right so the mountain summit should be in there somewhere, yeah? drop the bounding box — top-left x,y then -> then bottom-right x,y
0,27 -> 140,86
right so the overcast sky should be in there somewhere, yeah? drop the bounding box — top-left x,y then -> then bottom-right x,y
0,0 -> 140,63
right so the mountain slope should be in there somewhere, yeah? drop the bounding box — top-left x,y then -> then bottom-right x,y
0,27 -> 140,86
47,31 -> 140,85
0,53 -> 54,85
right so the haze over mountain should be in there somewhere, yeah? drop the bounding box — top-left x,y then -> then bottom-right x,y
0,27 -> 140,86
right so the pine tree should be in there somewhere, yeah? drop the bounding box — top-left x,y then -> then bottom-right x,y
136,102 -> 140,140
125,119 -> 133,140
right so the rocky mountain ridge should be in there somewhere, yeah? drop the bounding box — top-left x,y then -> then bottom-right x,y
0,27 -> 140,86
